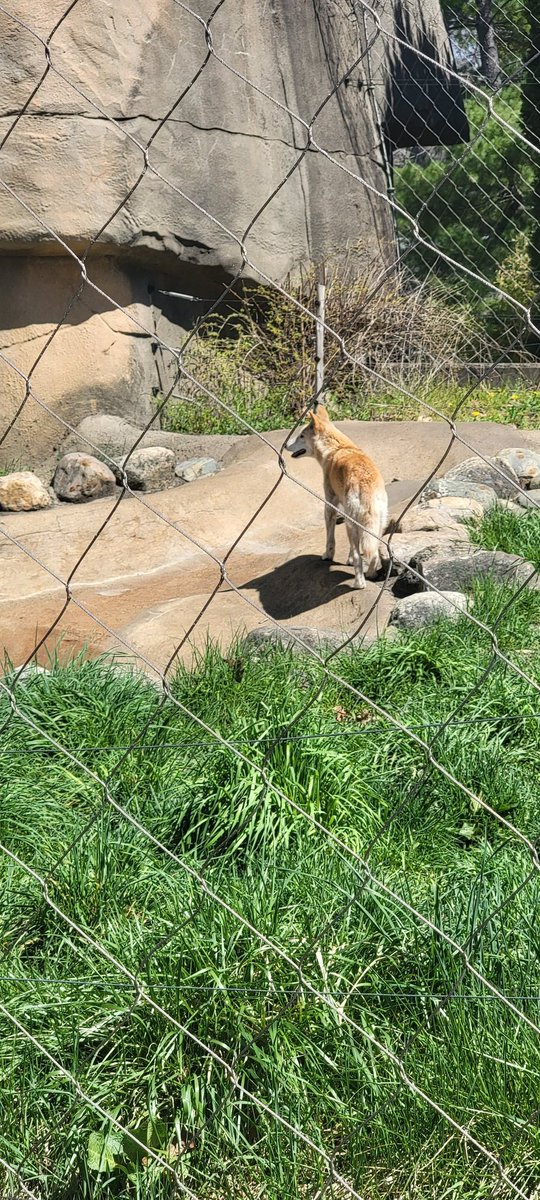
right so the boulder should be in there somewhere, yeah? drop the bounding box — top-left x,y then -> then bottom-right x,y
515,492 -> 540,511
121,446 -> 176,492
61,415 -> 145,465
441,456 -> 521,500
389,590 -> 467,629
175,457 -> 220,483
398,499 -> 479,533
417,495 -> 484,522
496,447 -> 540,490
57,415 -> 241,469
380,530 -> 468,575
420,478 -> 499,510
411,548 -> 539,594
0,471 -> 53,512
242,624 -> 381,655
53,453 -> 116,503
496,499 -> 527,516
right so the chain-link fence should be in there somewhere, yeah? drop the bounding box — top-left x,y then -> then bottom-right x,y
0,1 -> 540,1196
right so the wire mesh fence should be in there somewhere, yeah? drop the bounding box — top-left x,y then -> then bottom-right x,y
0,0 -> 540,1196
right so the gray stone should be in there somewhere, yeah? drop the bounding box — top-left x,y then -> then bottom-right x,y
242,625 -> 379,655
53,453 -> 116,503
495,447 -> 540,490
441,456 -> 521,500
389,590 -> 467,629
121,446 -> 176,492
0,470 -> 53,512
175,457 -> 220,483
420,478 -> 499,510
411,548 -> 539,594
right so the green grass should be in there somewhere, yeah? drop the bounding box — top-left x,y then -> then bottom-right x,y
161,382 -> 540,436
469,504 -> 540,569
2,576 -> 540,1197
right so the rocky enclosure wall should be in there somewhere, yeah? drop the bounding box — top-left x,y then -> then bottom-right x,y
0,0 -> 465,468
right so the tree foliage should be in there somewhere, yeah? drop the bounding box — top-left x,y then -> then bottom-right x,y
395,91 -> 533,287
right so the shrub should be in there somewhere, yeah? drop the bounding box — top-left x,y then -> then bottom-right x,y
160,252 -> 490,433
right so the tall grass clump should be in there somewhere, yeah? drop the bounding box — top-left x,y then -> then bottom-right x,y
2,581 -> 540,1198
469,502 -> 540,568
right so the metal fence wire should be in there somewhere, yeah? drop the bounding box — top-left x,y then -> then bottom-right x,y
0,0 -> 540,1196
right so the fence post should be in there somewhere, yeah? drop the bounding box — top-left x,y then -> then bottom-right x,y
315,263 -> 326,404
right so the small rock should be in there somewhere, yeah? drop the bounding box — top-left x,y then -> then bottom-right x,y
442,456 -> 521,500
421,478 -> 498,510
8,663 -> 50,682
418,495 -> 484,523
496,447 -> 540,490
53,453 -> 116,503
411,547 -> 539,594
121,446 -> 176,492
175,457 -> 220,483
389,590 -> 467,629
0,470 -> 54,512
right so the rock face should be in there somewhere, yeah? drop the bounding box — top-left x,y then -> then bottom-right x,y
0,470 -> 53,511
389,591 -> 467,629
53,453 -> 116,503
0,0 -> 466,468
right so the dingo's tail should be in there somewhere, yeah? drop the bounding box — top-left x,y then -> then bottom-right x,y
347,489 -> 387,580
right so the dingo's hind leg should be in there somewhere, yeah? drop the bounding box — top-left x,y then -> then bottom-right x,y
346,520 -> 366,589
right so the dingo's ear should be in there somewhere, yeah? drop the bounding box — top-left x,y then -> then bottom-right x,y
311,404 -> 328,428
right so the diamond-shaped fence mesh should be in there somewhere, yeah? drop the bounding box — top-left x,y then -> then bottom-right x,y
0,1 -> 540,1196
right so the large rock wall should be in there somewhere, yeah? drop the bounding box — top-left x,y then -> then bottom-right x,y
0,0 -> 465,468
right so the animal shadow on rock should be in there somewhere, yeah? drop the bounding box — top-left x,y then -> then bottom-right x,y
240,554 -> 360,621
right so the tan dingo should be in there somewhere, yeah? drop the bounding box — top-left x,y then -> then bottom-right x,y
285,406 -> 388,589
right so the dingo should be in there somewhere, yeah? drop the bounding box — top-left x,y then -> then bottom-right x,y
285,406 -> 388,589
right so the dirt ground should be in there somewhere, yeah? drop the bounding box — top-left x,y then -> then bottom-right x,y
2,420 -> 540,676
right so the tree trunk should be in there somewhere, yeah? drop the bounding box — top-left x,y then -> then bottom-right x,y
476,0 -> 500,88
